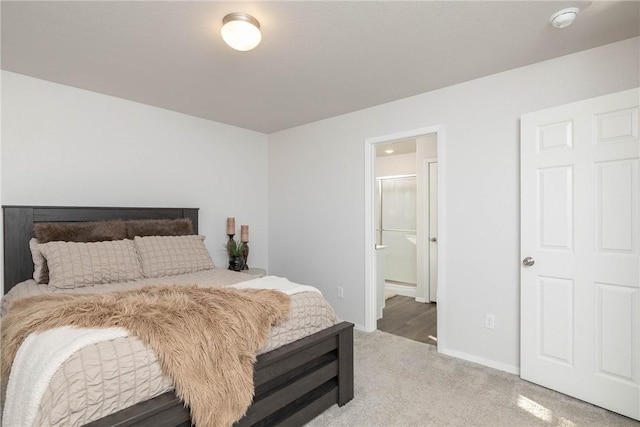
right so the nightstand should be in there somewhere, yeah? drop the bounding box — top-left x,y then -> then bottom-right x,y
242,268 -> 266,278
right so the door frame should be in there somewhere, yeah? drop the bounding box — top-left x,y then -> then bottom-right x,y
423,157 -> 438,303
363,125 -> 447,347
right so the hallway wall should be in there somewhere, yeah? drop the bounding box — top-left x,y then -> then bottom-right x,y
267,38 -> 640,372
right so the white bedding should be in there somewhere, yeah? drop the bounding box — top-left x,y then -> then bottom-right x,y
2,274 -> 336,427
3,327 -> 129,427
229,275 -> 322,295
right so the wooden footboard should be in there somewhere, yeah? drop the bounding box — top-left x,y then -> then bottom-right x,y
85,321 -> 354,427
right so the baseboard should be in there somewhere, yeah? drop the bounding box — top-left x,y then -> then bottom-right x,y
438,347 -> 520,375
385,283 -> 416,298
415,297 -> 427,303
354,323 -> 371,332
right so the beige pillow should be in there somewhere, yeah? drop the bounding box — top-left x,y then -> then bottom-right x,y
134,235 -> 214,278
29,238 -> 49,284
39,239 -> 143,289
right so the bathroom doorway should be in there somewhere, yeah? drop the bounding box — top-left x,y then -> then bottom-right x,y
373,135 -> 438,345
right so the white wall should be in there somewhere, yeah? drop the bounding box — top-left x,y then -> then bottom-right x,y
1,71 -> 269,292
376,152 -> 416,177
0,70 -> 3,294
268,37 -> 640,372
416,135 -> 437,160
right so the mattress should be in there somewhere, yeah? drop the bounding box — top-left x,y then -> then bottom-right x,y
1,269 -> 340,426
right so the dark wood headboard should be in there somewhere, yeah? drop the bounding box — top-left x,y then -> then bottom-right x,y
2,206 -> 199,294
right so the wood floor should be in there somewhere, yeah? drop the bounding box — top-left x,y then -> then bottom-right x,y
377,295 -> 437,346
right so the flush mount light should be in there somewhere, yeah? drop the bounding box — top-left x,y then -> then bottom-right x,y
221,13 -> 261,51
549,7 -> 580,29
384,149 -> 395,154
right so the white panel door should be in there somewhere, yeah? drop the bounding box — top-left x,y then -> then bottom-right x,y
521,88 -> 639,420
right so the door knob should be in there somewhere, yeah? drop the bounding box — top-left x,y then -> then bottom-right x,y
522,257 -> 535,267
430,237 -> 437,243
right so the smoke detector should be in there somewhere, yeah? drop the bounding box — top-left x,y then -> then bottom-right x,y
550,7 -> 580,28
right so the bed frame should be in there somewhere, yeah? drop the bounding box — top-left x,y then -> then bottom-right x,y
2,205 -> 354,427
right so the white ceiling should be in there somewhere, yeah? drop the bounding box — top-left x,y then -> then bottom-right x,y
2,1 -> 639,133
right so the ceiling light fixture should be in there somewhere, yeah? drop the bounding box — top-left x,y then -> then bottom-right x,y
221,13 -> 261,51
385,149 -> 395,154
549,7 -> 580,29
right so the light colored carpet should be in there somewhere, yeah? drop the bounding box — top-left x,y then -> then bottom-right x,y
306,330 -> 638,427
384,291 -> 396,300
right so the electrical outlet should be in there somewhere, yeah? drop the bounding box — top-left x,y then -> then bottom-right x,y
484,314 -> 495,330
337,287 -> 344,298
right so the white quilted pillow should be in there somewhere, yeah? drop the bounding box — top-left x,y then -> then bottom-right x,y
134,235 -> 215,278
39,239 -> 143,289
29,238 -> 49,284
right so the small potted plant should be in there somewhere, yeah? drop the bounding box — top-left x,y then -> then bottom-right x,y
226,239 -> 246,271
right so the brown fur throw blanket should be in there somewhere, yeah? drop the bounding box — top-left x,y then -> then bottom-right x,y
1,285 -> 291,427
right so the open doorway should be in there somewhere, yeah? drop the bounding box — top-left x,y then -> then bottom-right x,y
363,125 -> 447,350
370,134 -> 439,346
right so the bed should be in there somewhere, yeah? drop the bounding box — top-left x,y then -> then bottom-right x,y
2,205 -> 354,426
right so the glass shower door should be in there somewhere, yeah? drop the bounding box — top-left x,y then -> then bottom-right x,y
377,176 -> 417,285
